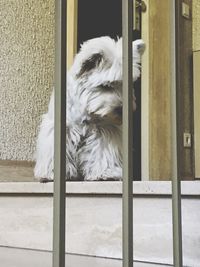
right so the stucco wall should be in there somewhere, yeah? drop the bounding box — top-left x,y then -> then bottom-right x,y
193,0 -> 200,51
0,0 -> 55,161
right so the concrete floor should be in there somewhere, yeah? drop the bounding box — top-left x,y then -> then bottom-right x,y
0,246 -> 171,267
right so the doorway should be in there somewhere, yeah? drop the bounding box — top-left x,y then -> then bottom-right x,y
77,0 -> 142,180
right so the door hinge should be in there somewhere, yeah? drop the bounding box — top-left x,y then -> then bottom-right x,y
183,132 -> 192,148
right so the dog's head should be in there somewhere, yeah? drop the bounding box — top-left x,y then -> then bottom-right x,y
70,36 -> 145,125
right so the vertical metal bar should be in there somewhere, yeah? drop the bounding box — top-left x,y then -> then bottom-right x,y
171,0 -> 183,266
53,0 -> 67,267
122,0 -> 134,267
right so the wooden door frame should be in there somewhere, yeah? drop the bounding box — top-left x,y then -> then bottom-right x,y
193,51 -> 200,179
175,0 -> 194,180
141,0 -> 172,180
67,0 -> 78,69
141,0 -> 194,181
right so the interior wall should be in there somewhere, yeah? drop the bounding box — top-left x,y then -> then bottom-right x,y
193,0 -> 200,51
0,0 -> 55,161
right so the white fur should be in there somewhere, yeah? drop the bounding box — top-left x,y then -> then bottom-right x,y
34,36 -> 145,181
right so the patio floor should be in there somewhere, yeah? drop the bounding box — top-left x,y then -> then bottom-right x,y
0,246 -> 171,267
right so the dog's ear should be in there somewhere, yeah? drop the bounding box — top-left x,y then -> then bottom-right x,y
76,53 -> 103,78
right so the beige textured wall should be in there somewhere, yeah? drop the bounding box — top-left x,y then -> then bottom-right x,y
193,0 -> 200,51
0,0 -> 55,161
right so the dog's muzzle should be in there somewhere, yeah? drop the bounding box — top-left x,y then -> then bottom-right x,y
105,96 -> 137,125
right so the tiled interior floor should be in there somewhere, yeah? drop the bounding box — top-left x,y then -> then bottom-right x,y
0,246 -> 171,267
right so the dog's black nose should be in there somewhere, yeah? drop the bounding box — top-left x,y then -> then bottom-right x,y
114,106 -> 122,116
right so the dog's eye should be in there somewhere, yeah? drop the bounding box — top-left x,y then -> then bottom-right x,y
101,84 -> 114,91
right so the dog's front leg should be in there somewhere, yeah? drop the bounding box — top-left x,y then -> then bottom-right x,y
79,130 -> 122,181
34,114 -> 54,182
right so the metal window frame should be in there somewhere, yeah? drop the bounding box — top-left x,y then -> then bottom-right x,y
172,0 -> 183,265
122,0 -> 134,266
52,0 -> 183,266
53,0 -> 67,267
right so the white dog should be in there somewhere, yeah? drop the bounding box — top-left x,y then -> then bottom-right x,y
34,36 -> 145,182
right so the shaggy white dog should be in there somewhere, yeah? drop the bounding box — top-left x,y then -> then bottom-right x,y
34,36 -> 145,182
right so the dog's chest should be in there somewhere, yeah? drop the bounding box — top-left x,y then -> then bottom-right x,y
76,124 -> 122,153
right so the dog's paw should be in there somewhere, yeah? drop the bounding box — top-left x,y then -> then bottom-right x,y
34,164 -> 54,182
85,176 -> 122,181
39,178 -> 53,183
84,168 -> 122,181
99,176 -> 122,181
